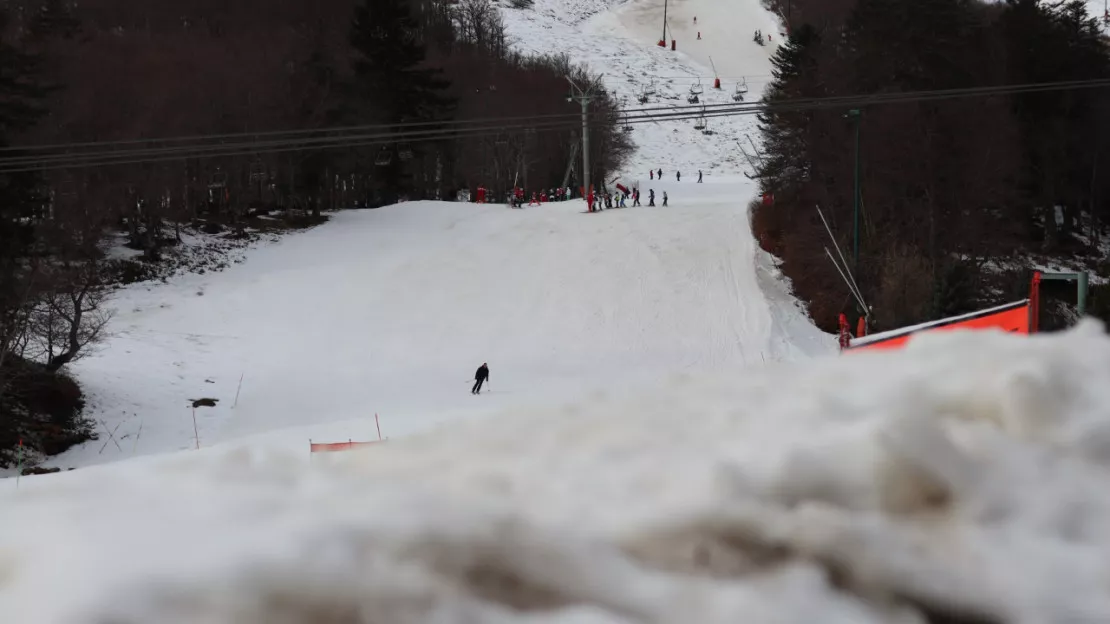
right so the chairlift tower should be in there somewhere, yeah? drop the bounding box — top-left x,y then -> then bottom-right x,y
566,74 -> 603,200
661,0 -> 668,44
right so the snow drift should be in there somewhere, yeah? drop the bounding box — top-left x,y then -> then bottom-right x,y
5,322 -> 1110,623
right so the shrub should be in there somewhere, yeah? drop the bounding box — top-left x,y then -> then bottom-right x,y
0,356 -> 94,468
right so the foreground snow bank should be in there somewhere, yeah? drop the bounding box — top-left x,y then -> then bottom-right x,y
5,322 -> 1110,623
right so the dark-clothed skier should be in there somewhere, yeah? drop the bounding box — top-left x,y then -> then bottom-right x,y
677,171 -> 681,181
472,363 -> 489,394
698,170 -> 703,183
649,189 -> 656,206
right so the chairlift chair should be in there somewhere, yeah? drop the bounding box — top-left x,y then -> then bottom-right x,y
687,80 -> 704,104
208,171 -> 228,188
645,79 -> 657,96
57,177 -> 77,198
693,110 -> 707,130
399,143 -> 414,161
374,147 -> 393,167
733,78 -> 749,102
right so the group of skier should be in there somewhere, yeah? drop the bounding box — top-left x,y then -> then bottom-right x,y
649,168 -> 703,183
588,186 -> 666,211
508,186 -> 574,208
470,166 -> 705,212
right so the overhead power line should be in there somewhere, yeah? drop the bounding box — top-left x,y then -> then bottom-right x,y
2,77 -> 1109,174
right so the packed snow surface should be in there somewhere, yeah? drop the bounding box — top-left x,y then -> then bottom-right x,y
51,177 -> 830,469
5,323 -> 1110,623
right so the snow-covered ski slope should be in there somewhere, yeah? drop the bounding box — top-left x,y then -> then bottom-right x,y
54,179 -> 831,468
501,0 -> 784,178
7,324 -> 1110,623
8,2 -> 1110,621
21,0 -> 831,470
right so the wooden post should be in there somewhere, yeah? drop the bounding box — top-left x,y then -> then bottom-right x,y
192,407 -> 200,449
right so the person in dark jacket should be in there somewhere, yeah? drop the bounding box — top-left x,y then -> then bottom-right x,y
472,363 -> 489,394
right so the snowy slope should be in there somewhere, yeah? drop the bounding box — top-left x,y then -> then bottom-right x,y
500,0 -> 785,178
46,178 -> 831,469
5,323 -> 1110,623
5,0 -> 835,471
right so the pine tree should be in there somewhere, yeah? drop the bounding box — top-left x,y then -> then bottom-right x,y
844,0 -> 977,92
0,6 -> 65,465
1001,0 -> 1110,249
757,24 -> 820,198
0,9 -> 49,259
29,0 -> 81,41
349,0 -> 454,200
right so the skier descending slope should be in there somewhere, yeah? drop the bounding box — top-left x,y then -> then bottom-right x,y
472,362 -> 490,395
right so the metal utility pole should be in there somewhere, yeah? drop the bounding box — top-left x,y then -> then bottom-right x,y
846,108 -> 862,269
662,0 -> 668,43
566,75 -> 603,202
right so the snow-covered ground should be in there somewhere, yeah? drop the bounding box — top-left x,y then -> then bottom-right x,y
6,323 -> 1110,623
501,0 -> 785,179
46,177 -> 831,469
9,0 -> 823,471
7,0 -> 1110,622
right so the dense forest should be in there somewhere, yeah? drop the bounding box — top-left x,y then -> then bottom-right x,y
0,0 -> 625,466
755,0 -> 1110,334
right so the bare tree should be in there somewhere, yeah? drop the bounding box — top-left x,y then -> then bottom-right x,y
22,261 -> 112,373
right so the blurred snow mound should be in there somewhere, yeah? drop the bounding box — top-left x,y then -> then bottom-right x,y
6,322 -> 1110,623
